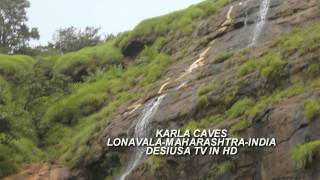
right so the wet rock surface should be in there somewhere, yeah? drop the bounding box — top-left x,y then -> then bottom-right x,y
82,0 -> 320,179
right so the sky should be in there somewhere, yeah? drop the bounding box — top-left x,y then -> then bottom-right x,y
27,0 -> 200,45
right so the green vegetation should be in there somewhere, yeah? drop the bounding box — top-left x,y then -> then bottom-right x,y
198,83 -> 219,96
227,98 -> 255,118
0,76 -> 12,104
0,54 -> 35,81
183,115 -> 224,133
212,160 -> 235,176
214,51 -> 235,64
237,60 -> 256,78
237,52 -> 285,79
0,19 -> 173,177
259,53 -> 286,78
246,81 -> 319,120
236,23 -> 320,81
0,138 -> 46,177
229,119 -> 249,134
118,0 -> 236,48
306,63 -> 320,78
275,23 -> 320,56
150,156 -> 168,175
304,99 -> 320,123
40,42 -> 171,167
54,40 -> 123,79
292,140 -> 320,168
197,83 -> 220,107
0,0 -> 320,178
198,95 -> 210,107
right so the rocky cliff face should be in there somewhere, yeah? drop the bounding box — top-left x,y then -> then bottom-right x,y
5,0 -> 320,179
82,0 -> 320,179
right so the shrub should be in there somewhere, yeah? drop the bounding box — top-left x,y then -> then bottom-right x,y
120,0 -> 236,48
42,91 -> 106,125
150,156 -> 168,175
53,40 -> 123,78
198,95 -> 210,107
258,52 -> 285,79
182,120 -> 199,133
304,99 -> 320,122
237,52 -> 285,80
213,160 -> 235,176
198,83 -> 219,96
276,23 -> 320,55
229,119 -> 249,134
0,54 -> 35,82
183,115 -> 225,133
0,138 -> 46,178
237,60 -> 256,78
292,140 -> 320,168
140,52 -> 171,86
0,76 -> 12,104
227,98 -> 255,118
306,63 -> 320,78
214,51 -> 235,64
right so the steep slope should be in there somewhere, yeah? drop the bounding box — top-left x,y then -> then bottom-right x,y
2,0 -> 320,179
82,0 -> 320,179
0,54 -> 47,177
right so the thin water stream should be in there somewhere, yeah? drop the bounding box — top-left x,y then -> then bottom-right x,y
249,0 -> 271,47
119,95 -> 166,180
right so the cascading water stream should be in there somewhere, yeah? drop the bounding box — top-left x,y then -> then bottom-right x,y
119,25 -> 214,180
249,0 -> 271,47
119,94 -> 166,180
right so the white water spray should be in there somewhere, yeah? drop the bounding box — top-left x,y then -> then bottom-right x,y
119,94 -> 166,180
249,0 -> 271,47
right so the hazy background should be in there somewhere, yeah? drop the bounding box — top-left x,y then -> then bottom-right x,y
27,0 -> 199,45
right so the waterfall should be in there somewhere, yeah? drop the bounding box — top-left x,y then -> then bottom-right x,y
119,94 -> 166,180
249,0 -> 271,47
244,10 -> 248,27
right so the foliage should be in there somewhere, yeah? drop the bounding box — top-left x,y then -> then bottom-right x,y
150,156 -> 168,175
304,99 -> 320,123
246,83 -> 307,119
119,0 -> 236,48
229,119 -> 249,134
227,98 -> 255,118
198,95 -> 210,107
292,140 -> 320,168
52,26 -> 102,53
0,0 -> 39,53
0,54 -> 35,81
306,63 -> 320,78
198,83 -> 219,96
40,38 -> 171,168
0,138 -> 46,177
275,23 -> 320,56
1,1 -> 320,179
0,76 -> 12,104
213,160 -> 235,176
237,52 -> 285,79
237,60 -> 256,78
214,51 -> 235,64
259,53 -> 286,78
197,83 -> 220,107
53,40 -> 123,80
183,115 -> 224,133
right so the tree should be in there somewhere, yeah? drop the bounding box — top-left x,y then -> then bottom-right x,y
53,26 -> 102,53
0,0 -> 39,53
